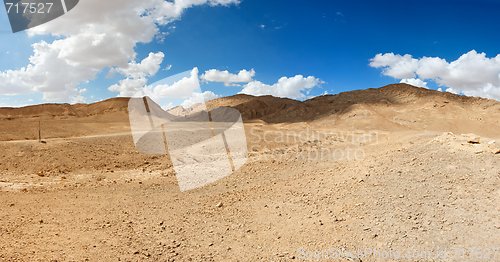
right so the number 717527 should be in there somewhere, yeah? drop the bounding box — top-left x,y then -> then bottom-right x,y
5,2 -> 54,14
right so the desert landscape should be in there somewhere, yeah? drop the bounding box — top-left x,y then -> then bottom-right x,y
0,83 -> 499,261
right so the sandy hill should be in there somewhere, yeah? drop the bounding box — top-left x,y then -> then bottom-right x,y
2,84 -> 497,121
0,97 -> 130,118
302,84 -> 500,136
202,84 -> 499,136
0,98 -> 131,141
206,94 -> 302,120
262,83 -> 499,122
0,84 -> 499,139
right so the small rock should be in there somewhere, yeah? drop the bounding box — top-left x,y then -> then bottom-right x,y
467,136 -> 481,144
334,217 -> 345,222
215,202 -> 223,208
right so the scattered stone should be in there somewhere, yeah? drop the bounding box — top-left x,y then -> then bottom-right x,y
467,136 -> 480,144
334,217 -> 345,222
215,202 -> 223,208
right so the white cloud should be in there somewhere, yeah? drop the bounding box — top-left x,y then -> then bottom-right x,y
370,53 -> 418,79
239,75 -> 323,100
447,88 -> 459,94
0,0 -> 239,103
201,69 -> 255,86
109,78 -> 148,97
72,88 -> 88,104
370,50 -> 500,100
114,52 -> 165,79
141,68 -> 220,109
399,78 -> 428,88
181,91 -> 220,108
108,52 -> 165,96
143,67 -> 201,101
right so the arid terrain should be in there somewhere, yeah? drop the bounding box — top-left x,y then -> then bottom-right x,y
0,84 -> 499,261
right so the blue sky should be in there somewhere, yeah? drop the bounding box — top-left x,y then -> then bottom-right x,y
1,0 -> 500,106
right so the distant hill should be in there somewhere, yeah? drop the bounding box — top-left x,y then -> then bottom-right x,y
0,84 -> 499,138
0,97 -> 130,118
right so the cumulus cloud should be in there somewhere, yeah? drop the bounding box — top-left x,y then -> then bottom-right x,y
143,67 -> 201,101
201,69 -> 255,86
0,0 -> 239,102
400,78 -> 428,88
114,52 -> 165,79
108,52 -> 165,96
239,75 -> 323,100
370,50 -> 500,100
369,53 -> 418,79
136,68 -> 323,109
181,91 -> 220,108
129,67 -> 218,109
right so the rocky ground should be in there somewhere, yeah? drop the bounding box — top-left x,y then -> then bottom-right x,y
0,85 -> 499,261
0,125 -> 498,261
